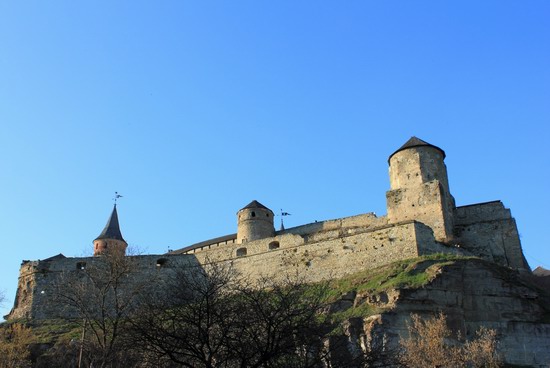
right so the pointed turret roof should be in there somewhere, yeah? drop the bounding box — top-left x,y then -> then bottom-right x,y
239,200 -> 272,212
388,136 -> 446,163
95,205 -> 126,242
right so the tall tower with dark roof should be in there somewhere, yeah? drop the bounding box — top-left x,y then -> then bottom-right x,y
237,200 -> 275,244
386,137 -> 456,242
93,205 -> 128,256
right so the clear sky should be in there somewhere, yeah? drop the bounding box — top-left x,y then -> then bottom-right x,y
1,1 -> 549,319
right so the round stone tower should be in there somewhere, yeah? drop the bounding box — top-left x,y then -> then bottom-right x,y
386,137 -> 455,243
93,204 -> 128,256
388,136 -> 451,192
237,200 -> 275,244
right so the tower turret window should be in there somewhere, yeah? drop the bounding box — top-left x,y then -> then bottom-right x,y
236,248 -> 247,257
269,241 -> 280,250
251,212 -> 256,217
76,262 -> 86,270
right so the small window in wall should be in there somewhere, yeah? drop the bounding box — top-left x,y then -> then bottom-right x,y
76,262 -> 86,270
156,258 -> 168,268
269,241 -> 280,250
236,247 -> 247,257
251,211 -> 256,217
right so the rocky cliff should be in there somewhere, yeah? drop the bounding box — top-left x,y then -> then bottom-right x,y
329,257 -> 550,367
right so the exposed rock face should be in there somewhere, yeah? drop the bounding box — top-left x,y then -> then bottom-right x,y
335,259 -> 550,367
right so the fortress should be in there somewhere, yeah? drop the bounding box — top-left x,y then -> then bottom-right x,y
6,137 -> 530,321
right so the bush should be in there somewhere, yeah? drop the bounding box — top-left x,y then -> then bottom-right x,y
399,313 -> 500,368
0,323 -> 34,368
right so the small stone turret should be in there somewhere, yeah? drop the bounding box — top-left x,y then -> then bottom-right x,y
93,205 -> 128,256
237,200 -> 275,243
386,137 -> 456,242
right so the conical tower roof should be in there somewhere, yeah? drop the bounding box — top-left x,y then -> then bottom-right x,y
388,136 -> 446,163
239,200 -> 272,212
95,205 -> 126,242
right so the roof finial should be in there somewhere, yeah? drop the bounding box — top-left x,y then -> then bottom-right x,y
113,192 -> 123,206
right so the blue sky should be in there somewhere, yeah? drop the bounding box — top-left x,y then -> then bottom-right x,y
0,1 -> 549,319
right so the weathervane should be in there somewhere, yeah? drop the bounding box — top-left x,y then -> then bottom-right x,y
113,192 -> 123,205
280,209 -> 291,231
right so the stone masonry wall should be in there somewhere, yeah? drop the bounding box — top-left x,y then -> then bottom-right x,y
454,201 -> 529,270
387,146 -> 455,243
187,221 -> 448,284
387,181 -> 453,243
279,212 -> 388,238
6,254 -> 201,321
9,221 -> 440,321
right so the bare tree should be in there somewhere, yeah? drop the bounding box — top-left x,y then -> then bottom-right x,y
129,262 -> 332,368
399,313 -> 500,368
129,261 -> 238,368
54,252 -> 149,368
225,275 -> 329,368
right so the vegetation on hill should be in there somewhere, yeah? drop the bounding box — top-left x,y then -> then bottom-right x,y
324,254 -> 473,323
328,253 -> 471,297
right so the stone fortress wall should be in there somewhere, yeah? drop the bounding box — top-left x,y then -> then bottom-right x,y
8,254 -> 199,320
176,136 -> 528,281
6,137 -> 530,321
179,201 -> 524,284
454,200 -> 526,269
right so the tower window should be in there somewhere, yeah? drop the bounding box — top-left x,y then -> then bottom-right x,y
269,241 -> 280,250
76,262 -> 86,270
236,248 -> 247,257
251,211 -> 256,217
